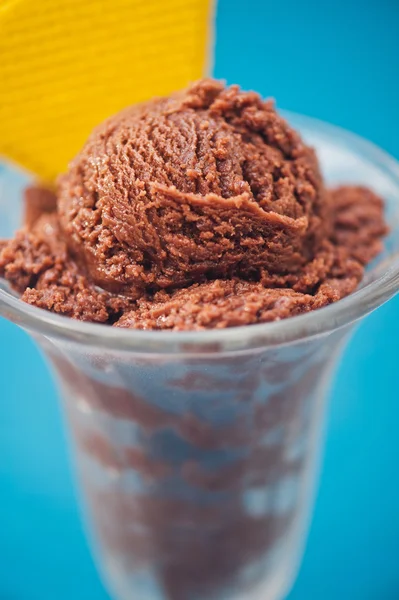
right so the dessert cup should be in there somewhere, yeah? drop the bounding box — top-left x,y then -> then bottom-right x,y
1,114 -> 399,600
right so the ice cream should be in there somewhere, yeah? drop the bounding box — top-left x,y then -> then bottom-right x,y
0,79 -> 387,329
0,79 -> 390,600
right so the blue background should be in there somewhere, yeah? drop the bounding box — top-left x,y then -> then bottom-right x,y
1,0 -> 399,598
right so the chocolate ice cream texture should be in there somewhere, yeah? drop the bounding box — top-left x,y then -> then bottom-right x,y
0,79 -> 387,328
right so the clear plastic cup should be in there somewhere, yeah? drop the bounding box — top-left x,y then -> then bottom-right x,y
1,114 -> 399,600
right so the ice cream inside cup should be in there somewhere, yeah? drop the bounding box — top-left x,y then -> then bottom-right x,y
0,79 -> 387,329
0,81 -> 398,600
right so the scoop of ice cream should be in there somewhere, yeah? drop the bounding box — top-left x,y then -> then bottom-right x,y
57,79 -> 327,297
0,80 -> 387,329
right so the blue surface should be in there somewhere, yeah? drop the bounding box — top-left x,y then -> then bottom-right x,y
1,0 -> 399,598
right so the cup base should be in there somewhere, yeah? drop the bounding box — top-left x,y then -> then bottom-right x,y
102,553 -> 297,600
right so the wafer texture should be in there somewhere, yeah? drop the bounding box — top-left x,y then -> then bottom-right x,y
0,0 -> 214,181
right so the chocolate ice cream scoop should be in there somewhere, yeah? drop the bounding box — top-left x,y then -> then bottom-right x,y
57,79 -> 327,296
0,79 -> 387,329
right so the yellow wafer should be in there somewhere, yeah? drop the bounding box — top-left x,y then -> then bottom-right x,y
0,0 -> 215,181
